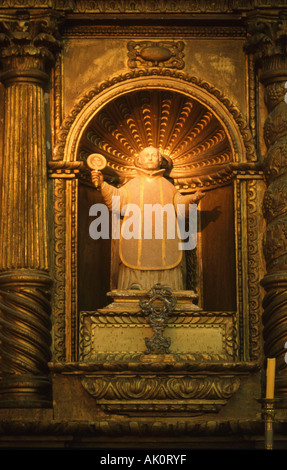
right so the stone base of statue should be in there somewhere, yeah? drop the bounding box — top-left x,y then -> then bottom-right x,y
98,287 -> 201,315
98,287 -> 200,358
79,287 -> 202,363
79,286 -> 238,364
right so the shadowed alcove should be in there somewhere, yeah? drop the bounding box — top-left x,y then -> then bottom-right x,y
76,88 -> 236,313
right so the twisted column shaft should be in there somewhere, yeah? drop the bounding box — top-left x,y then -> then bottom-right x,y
261,78 -> 287,394
245,11 -> 287,396
0,272 -> 52,406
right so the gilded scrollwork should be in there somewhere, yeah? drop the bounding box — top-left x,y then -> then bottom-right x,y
139,285 -> 177,355
51,178 -> 66,361
127,41 -> 185,70
72,0 -> 234,13
246,179 -> 265,361
82,375 -> 241,401
49,162 -> 80,361
81,374 -> 241,414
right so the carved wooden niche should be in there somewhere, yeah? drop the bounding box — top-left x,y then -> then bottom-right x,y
52,72 -> 260,415
77,88 -> 235,314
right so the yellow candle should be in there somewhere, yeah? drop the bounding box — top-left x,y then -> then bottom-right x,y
266,358 -> 276,399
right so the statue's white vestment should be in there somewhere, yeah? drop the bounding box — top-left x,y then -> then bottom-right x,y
101,168 -> 192,290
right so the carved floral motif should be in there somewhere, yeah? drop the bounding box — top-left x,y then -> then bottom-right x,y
81,374 -> 241,414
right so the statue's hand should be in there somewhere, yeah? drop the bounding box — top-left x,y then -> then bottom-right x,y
91,170 -> 104,189
191,190 -> 205,203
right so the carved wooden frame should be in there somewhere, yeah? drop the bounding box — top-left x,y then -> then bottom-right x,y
49,67 -> 263,373
79,310 -> 238,363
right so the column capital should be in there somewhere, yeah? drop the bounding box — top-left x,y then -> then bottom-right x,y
244,10 -> 287,85
0,10 -> 62,85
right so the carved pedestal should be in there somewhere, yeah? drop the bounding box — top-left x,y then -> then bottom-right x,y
78,288 -> 243,415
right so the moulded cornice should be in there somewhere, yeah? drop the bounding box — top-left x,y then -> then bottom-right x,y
0,0 -> 286,14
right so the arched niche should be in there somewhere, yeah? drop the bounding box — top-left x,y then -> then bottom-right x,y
56,70 -> 255,315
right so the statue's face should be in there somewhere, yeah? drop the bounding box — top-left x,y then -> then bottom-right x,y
137,147 -> 161,170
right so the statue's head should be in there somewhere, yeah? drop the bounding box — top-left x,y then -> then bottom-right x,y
135,146 -> 162,170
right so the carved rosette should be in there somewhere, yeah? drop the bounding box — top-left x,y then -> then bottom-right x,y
245,13 -> 287,395
0,11 -> 61,407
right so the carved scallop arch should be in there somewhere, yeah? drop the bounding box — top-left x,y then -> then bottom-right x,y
55,69 -> 256,185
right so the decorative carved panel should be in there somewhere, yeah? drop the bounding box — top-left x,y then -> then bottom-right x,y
78,289 -> 240,415
127,41 -> 185,70
81,374 -> 241,415
79,312 -> 237,363
79,289 -> 238,363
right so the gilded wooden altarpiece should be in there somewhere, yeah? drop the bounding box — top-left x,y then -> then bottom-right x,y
2,0 -> 287,445
47,22 -> 264,417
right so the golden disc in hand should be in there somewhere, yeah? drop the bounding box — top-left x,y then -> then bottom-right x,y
87,153 -> 107,171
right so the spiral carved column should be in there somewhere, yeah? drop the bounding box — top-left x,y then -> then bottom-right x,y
0,11 -> 61,407
245,12 -> 287,396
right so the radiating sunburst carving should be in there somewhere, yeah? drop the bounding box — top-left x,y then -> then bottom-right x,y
78,89 -> 232,188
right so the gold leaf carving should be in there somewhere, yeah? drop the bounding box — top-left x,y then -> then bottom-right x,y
81,374 -> 241,414
79,89 -> 232,185
55,69 -> 256,174
247,14 -> 287,386
127,41 -> 185,70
